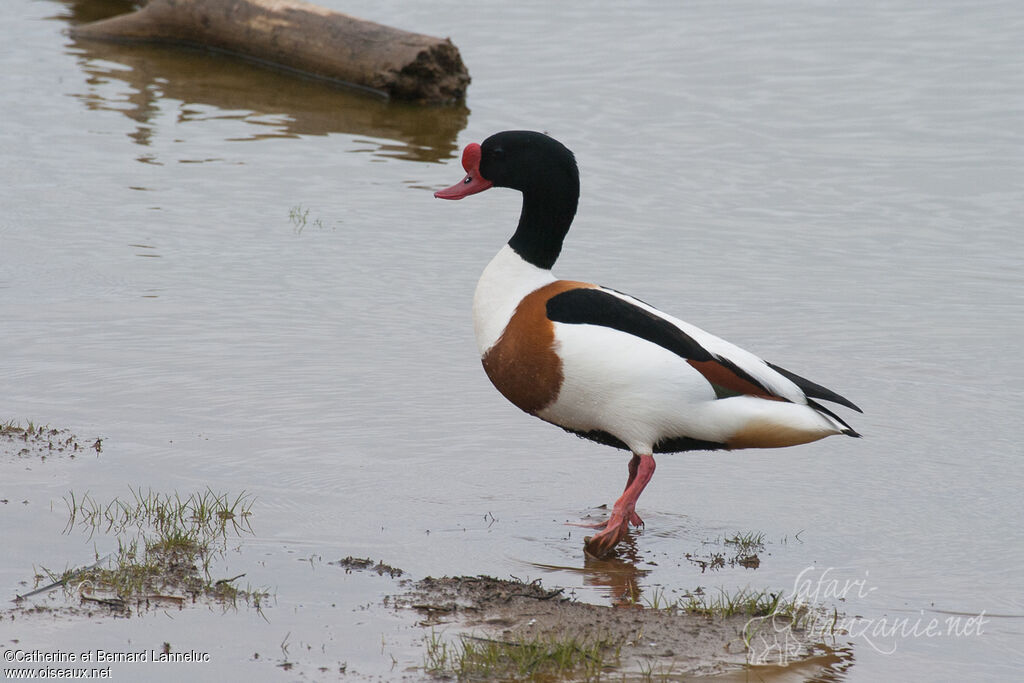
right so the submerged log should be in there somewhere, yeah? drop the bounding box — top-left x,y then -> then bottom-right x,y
69,0 -> 470,103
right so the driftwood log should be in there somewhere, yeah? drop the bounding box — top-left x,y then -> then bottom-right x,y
69,0 -> 470,103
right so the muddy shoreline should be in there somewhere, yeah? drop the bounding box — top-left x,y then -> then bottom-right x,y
6,567 -> 850,681
397,573 -> 849,680
4,424 -> 850,679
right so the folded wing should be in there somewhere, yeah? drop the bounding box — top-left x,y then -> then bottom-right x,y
545,286 -> 860,424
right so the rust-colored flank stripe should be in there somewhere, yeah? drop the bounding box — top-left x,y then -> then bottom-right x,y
481,281 -> 594,415
686,359 -> 786,402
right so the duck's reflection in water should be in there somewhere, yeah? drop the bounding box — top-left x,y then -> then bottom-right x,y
526,533 -> 651,607
580,537 -> 649,606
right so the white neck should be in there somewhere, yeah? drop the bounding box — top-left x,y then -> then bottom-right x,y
473,244 -> 557,355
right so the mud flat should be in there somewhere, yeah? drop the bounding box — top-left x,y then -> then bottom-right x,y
395,574 -> 851,680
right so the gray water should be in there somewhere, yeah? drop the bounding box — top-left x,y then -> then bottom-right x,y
2,0 -> 1022,680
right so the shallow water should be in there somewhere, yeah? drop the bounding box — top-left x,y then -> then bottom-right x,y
2,0 -> 1022,680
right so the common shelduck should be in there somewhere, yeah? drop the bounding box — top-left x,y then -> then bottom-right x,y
435,131 -> 861,558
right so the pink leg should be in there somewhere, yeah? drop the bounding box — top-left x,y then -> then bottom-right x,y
584,454 -> 656,559
622,454 -> 644,527
569,454 -> 645,528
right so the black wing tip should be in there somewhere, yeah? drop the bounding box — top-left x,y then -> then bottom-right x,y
807,398 -> 861,438
766,361 -> 862,413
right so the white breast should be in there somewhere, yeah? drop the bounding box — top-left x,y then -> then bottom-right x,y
473,245 -> 556,355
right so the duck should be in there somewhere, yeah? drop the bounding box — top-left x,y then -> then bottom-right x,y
435,130 -> 861,559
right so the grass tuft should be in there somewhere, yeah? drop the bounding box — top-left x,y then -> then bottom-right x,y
28,488 -> 267,613
288,205 -> 330,234
685,530 -> 767,572
723,531 -> 766,555
681,585 -> 786,618
424,629 -> 619,680
1,420 -> 100,459
63,487 -> 254,541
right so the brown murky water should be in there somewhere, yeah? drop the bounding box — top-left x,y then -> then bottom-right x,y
2,0 -> 1022,680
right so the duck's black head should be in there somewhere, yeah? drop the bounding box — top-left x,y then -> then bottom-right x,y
436,130 -> 580,270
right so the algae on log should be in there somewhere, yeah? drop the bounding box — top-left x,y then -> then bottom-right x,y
69,0 -> 470,103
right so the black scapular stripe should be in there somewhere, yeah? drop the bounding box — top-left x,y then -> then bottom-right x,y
546,288 -> 714,362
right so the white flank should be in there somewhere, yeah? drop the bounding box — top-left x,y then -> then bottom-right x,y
540,322 -> 717,452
